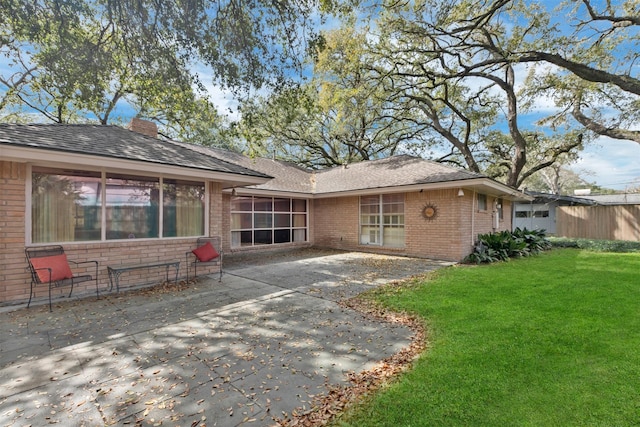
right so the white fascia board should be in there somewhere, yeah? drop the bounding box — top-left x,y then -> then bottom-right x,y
225,187 -> 312,199
458,179 -> 534,201
2,145 -> 270,185
226,178 -> 532,201
309,178 -> 533,201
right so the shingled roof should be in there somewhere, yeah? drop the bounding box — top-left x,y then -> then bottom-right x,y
170,142 -> 511,195
0,123 -> 269,179
312,155 -> 484,194
165,140 -> 314,194
1,123 -> 526,199
172,144 -> 487,195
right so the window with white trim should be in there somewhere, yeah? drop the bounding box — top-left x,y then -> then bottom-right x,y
31,167 -> 205,243
230,196 -> 308,247
477,193 -> 487,211
360,194 -> 404,247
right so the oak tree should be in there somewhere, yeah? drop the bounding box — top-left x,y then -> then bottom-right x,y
0,0 -> 321,135
239,25 -> 425,168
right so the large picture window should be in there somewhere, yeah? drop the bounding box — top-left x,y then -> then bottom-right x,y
31,168 -> 205,243
163,179 -> 205,238
360,194 -> 404,247
105,174 -> 160,239
31,169 -> 102,243
230,196 -> 307,247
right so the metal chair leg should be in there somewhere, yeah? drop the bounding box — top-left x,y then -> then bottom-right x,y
27,282 -> 34,308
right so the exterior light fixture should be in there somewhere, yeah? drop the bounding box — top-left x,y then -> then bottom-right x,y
457,188 -> 465,197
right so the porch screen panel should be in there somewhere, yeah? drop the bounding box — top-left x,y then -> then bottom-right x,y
230,196 -> 308,247
231,197 -> 254,247
274,198 -> 291,244
292,199 -> 307,242
31,169 -> 102,243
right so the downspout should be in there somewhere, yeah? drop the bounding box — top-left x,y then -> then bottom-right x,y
530,198 -> 534,230
471,189 -> 476,247
511,199 -> 515,231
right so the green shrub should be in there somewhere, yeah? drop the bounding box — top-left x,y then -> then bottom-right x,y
549,237 -> 640,252
512,227 -> 552,253
465,228 -> 551,264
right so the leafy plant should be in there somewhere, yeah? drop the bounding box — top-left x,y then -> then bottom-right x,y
465,228 -> 550,264
512,227 -> 552,253
465,242 -> 502,264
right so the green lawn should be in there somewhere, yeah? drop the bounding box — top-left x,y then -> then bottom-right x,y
335,249 -> 640,426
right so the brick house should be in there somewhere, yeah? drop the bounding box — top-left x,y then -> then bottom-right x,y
0,121 -> 531,307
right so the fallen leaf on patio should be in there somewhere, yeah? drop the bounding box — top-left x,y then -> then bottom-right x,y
275,291 -> 427,427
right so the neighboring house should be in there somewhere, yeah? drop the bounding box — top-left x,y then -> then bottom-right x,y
573,193 -> 640,205
514,191 -> 640,241
0,120 -> 531,306
513,191 -> 597,234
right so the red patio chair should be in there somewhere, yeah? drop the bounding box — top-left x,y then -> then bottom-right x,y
25,245 -> 99,311
186,236 -> 223,282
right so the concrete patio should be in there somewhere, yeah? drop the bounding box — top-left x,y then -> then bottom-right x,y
0,248 -> 452,426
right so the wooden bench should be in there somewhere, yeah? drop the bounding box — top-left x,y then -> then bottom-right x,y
107,260 -> 180,293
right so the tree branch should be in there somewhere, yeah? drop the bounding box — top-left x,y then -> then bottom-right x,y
581,0 -> 640,26
572,102 -> 640,143
518,51 -> 640,96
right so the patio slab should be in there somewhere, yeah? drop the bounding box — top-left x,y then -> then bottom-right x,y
0,248 -> 452,426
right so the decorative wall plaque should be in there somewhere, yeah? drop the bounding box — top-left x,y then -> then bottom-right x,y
422,203 -> 438,220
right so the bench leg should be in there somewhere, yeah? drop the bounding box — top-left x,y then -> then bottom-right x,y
94,262 -> 100,300
107,269 -> 122,293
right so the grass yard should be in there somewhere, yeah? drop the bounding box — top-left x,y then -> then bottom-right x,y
335,249 -> 640,426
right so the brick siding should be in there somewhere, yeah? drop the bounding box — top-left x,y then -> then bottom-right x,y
312,189 -> 513,262
0,161 -> 29,302
0,158 -> 515,306
0,161 -> 223,307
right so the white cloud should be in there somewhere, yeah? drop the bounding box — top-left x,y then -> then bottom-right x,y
204,85 -> 241,119
571,137 -> 640,190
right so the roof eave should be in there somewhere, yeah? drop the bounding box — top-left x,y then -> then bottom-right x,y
1,145 -> 271,186
458,178 -> 534,201
224,188 -> 313,198
310,178 -> 533,201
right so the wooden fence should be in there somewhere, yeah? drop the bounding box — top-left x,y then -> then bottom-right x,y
556,205 -> 640,241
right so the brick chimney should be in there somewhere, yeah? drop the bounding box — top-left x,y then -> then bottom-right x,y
128,118 -> 158,138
